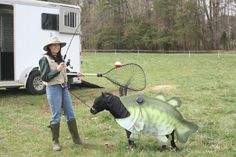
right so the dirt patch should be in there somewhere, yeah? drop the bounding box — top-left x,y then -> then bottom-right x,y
151,85 -> 177,92
17,123 -> 38,129
40,103 -> 50,114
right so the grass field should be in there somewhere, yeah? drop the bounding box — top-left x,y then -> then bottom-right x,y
0,53 -> 236,157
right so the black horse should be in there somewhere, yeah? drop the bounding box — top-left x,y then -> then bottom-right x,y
90,92 -> 179,151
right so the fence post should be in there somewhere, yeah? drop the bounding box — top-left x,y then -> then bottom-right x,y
189,50 -> 191,58
218,50 -> 220,58
138,49 -> 140,56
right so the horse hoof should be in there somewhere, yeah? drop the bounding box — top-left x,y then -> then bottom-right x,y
127,143 -> 136,149
170,146 -> 180,152
159,145 -> 168,152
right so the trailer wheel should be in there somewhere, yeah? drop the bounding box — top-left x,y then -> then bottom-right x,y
26,70 -> 45,94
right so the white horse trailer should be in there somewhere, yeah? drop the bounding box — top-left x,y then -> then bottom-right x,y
0,0 -> 81,94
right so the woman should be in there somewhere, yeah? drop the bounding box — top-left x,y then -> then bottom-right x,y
39,36 -> 83,151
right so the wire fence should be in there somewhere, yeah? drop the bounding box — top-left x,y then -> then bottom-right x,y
81,49 -> 236,59
82,49 -> 236,55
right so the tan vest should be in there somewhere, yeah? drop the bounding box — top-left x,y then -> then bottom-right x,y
43,55 -> 67,86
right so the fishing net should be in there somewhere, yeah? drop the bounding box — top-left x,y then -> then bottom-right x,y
97,63 -> 146,91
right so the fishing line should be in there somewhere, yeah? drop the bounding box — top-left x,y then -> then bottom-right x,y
70,91 -> 91,109
63,4 -> 95,61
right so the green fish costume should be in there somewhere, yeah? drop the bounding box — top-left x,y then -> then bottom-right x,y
115,94 -> 198,144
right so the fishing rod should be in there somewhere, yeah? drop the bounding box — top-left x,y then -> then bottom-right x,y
63,4 -> 93,66
61,4 -> 96,110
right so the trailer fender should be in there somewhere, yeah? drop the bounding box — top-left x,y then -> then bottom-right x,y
19,66 -> 45,94
18,66 -> 35,85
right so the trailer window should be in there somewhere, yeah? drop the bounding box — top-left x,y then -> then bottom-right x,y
41,13 -> 59,31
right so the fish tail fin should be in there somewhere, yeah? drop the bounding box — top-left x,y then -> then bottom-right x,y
175,120 -> 198,144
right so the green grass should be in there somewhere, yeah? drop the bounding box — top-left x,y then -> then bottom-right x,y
1,53 -> 236,157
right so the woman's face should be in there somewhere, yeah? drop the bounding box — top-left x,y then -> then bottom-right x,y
49,43 -> 61,55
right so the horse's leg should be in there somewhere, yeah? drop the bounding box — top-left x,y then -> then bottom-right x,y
119,87 -> 128,96
159,131 -> 179,152
123,87 -> 127,96
125,129 -> 135,148
170,130 -> 179,151
119,87 -> 125,96
159,135 -> 169,152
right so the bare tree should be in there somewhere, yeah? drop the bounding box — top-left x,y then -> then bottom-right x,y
45,0 -> 236,50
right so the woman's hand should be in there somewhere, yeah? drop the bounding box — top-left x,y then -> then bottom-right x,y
77,72 -> 84,78
57,62 -> 65,72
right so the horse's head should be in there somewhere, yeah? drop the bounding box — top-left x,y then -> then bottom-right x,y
90,92 -> 130,119
90,92 -> 112,114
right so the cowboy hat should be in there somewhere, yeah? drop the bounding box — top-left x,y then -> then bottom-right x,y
43,36 -> 66,51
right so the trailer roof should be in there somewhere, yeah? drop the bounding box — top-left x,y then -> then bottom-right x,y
0,0 -> 80,9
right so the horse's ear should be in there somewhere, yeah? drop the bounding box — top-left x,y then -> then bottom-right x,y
102,92 -> 105,97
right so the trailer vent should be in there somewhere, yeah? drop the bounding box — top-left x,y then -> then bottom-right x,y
59,7 -> 80,34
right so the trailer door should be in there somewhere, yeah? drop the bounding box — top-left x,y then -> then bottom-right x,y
0,4 -> 14,81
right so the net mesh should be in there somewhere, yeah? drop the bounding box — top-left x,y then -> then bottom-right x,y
101,63 -> 146,91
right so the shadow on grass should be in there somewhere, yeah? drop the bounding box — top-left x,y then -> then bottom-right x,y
0,88 -> 28,97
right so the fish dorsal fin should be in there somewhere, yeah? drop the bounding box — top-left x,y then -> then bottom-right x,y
167,97 -> 181,108
155,93 -> 166,101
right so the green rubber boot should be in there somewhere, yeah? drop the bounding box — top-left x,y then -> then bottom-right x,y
49,123 -> 61,151
67,119 -> 83,144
